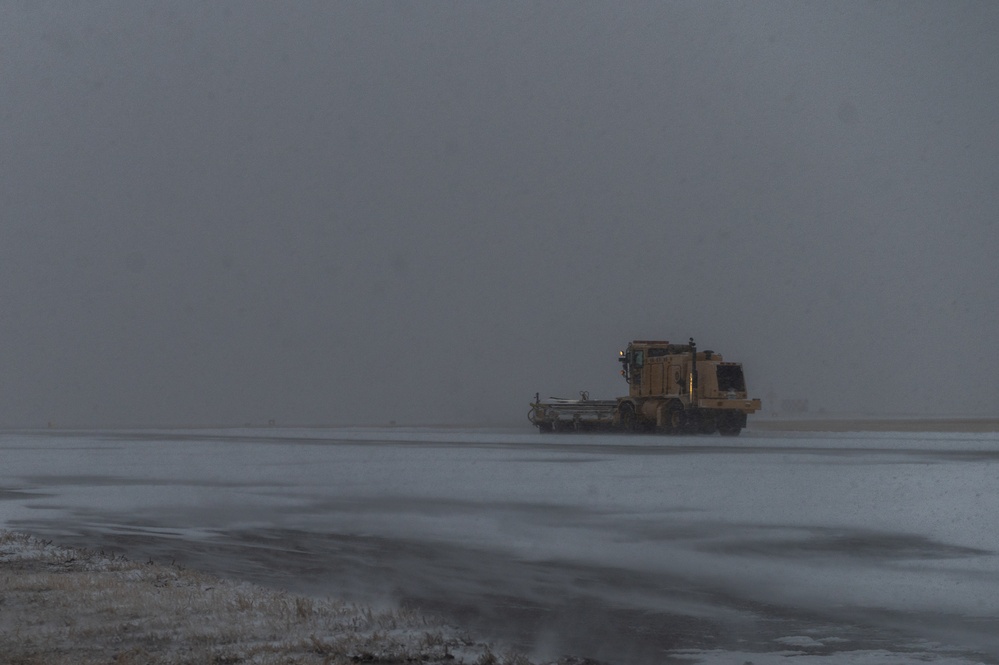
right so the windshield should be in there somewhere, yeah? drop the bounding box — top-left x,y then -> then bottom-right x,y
716,365 -> 746,392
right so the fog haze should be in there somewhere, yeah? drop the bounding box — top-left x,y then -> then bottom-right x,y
2,2 -> 997,427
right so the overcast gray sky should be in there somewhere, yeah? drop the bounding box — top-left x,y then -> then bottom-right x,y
2,1 -> 997,427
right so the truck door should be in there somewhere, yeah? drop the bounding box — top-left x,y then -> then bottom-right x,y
646,347 -> 671,395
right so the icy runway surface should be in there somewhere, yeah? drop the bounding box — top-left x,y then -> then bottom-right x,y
3,427 -> 999,664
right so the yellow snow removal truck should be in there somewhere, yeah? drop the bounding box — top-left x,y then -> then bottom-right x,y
528,338 -> 761,436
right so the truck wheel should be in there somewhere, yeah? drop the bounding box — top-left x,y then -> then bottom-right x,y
717,410 -> 745,436
658,400 -> 685,435
619,403 -> 638,432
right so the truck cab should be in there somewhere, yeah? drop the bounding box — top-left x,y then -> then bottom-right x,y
618,339 -> 761,435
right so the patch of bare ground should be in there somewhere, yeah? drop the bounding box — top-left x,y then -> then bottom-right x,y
0,530 -> 553,665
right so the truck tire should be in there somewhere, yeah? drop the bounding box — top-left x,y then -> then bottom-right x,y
657,400 -> 685,435
717,410 -> 745,436
619,403 -> 638,432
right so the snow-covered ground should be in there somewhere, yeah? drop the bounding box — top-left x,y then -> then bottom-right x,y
2,426 -> 998,664
0,530 -> 507,664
